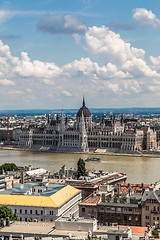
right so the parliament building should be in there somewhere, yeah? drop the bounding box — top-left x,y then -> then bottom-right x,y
18,98 -> 157,152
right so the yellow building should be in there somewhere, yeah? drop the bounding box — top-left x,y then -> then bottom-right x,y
0,183 -> 82,222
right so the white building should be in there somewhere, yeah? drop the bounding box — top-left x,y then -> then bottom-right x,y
0,183 -> 82,222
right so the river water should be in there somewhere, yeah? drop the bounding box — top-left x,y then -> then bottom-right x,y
0,150 -> 159,184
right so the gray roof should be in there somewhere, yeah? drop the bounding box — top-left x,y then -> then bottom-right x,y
141,189 -> 160,203
0,183 -> 66,196
98,202 -> 139,208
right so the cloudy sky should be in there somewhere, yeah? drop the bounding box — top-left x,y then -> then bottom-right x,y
0,0 -> 160,109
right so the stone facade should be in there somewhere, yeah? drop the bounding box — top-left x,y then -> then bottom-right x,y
141,188 -> 160,227
17,98 -> 157,152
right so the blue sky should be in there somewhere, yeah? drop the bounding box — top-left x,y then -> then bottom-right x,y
0,0 -> 160,109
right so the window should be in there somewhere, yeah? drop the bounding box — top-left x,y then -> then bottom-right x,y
50,211 -> 53,215
14,209 -> 17,214
117,208 -> 121,212
129,216 -> 132,221
153,206 -> 156,211
129,208 -> 132,212
20,209 -> 22,214
25,218 -> 27,222
20,218 -> 22,221
146,206 -> 149,211
41,210 -> 43,215
25,209 -> 27,214
35,210 -> 38,215
146,216 -> 149,219
82,208 -> 85,213
30,210 -> 32,214
41,219 -> 43,221
124,216 -> 127,221
157,217 -> 159,220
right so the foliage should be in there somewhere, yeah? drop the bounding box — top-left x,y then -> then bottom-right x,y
152,230 -> 159,238
0,206 -> 19,221
77,158 -> 86,179
0,163 -> 18,173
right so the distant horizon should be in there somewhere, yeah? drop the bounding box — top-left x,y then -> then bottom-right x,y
2,106 -> 160,111
1,106 -> 160,116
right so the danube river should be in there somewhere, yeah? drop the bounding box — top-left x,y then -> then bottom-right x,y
0,150 -> 160,184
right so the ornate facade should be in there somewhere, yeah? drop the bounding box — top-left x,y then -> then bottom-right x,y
18,98 -> 157,152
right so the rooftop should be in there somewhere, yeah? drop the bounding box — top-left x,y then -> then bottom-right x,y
0,221 -> 54,235
80,193 -> 101,206
0,184 -> 81,207
58,217 -> 96,223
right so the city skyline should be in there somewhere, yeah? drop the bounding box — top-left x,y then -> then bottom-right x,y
0,0 -> 160,109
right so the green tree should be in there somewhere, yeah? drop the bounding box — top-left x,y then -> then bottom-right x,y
152,230 -> 159,238
77,158 -> 86,179
0,163 -> 18,173
0,206 -> 19,221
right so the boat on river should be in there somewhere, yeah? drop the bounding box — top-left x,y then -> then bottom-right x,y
85,157 -> 102,162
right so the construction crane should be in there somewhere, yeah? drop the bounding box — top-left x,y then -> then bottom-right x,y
7,116 -> 10,145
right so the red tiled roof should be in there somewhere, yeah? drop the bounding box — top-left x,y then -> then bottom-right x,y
120,183 -> 150,195
80,193 -> 101,206
118,225 -> 148,234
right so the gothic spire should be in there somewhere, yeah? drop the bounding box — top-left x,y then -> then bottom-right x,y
82,95 -> 85,107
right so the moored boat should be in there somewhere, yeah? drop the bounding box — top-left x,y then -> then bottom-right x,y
85,157 -> 102,162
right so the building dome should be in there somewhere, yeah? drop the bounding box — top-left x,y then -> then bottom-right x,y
77,97 -> 91,118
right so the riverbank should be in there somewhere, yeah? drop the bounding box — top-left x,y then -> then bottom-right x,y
1,145 -> 160,158
0,148 -> 159,184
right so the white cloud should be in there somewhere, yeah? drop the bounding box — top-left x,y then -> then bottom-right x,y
84,26 -> 159,80
0,79 -> 15,85
61,90 -> 72,97
73,33 -> 81,44
84,26 -> 145,65
150,56 -> 160,65
0,25 -> 160,108
13,52 -> 61,78
132,8 -> 160,27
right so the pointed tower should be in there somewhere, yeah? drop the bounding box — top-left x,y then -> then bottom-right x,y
56,113 -> 59,123
76,96 -> 92,131
65,115 -> 68,126
81,111 -> 88,152
60,111 -> 65,132
47,114 -> 50,124
82,95 -> 85,107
